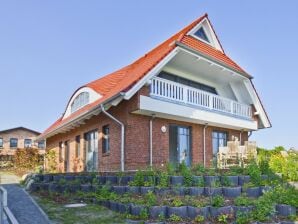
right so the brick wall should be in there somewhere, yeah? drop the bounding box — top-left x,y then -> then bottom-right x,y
46,87 -> 248,172
0,129 -> 42,156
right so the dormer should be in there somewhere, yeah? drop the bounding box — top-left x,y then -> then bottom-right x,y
63,86 -> 102,119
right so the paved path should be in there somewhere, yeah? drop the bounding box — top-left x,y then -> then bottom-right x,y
0,172 -> 50,224
0,172 -> 20,184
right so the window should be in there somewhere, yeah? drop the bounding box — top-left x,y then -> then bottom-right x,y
24,139 -> 32,148
0,138 -> 3,148
212,131 -> 228,156
194,27 -> 210,43
158,71 -> 217,94
10,138 -> 18,148
75,135 -> 80,157
38,140 -> 45,149
59,141 -> 63,161
102,125 -> 110,153
71,92 -> 90,113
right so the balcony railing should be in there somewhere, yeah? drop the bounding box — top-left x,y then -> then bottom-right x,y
150,77 -> 252,119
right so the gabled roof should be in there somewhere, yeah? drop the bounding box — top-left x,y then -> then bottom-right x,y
41,14 -> 270,138
0,127 -> 40,135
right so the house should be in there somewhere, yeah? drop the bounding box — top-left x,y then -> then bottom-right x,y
39,14 -> 271,173
0,127 -> 45,161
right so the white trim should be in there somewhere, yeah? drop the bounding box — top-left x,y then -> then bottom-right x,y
123,47 -> 180,100
243,80 -> 271,128
187,17 -> 223,52
63,87 -> 102,119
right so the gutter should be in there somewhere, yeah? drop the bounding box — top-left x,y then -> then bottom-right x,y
100,104 -> 125,172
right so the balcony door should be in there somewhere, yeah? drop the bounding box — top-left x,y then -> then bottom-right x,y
169,125 -> 191,166
84,130 -> 99,172
212,131 -> 228,157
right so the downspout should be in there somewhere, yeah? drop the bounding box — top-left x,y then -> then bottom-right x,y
203,124 -> 208,167
240,130 -> 243,144
100,104 -> 125,172
149,115 -> 155,168
248,131 -> 253,138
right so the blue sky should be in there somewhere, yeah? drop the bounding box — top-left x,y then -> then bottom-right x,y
0,1 -> 297,149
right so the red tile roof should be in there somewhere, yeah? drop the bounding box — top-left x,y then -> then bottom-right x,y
41,14 -> 252,137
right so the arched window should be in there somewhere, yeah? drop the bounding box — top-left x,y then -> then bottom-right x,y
71,92 -> 90,113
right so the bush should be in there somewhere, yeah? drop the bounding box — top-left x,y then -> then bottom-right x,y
14,148 -> 42,171
246,161 -> 261,185
282,152 -> 298,181
45,149 -> 58,173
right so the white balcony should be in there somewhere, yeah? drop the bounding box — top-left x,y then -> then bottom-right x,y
150,77 -> 252,119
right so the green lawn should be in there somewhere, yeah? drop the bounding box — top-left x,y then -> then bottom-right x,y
33,195 -> 126,224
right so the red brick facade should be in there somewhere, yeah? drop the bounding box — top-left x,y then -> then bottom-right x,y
46,88 -> 248,172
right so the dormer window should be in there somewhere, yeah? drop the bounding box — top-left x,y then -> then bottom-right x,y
194,27 -> 209,43
71,92 -> 89,113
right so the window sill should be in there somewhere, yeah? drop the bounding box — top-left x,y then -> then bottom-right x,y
102,152 -> 110,157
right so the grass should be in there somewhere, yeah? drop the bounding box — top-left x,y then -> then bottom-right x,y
33,194 -> 126,224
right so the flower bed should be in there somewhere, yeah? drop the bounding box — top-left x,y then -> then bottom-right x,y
30,162 -> 297,223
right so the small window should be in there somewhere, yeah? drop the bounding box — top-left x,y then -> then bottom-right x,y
194,27 -> 209,43
24,139 -> 32,148
59,141 -> 63,161
102,125 -> 110,154
75,135 -> 80,157
71,92 -> 90,113
10,138 -> 18,148
0,138 -> 3,148
38,140 -> 45,149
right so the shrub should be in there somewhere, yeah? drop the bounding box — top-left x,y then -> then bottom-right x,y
157,171 -> 169,187
129,170 -> 145,186
192,164 -> 205,175
218,214 -> 229,224
172,198 -> 184,207
252,195 -> 275,222
14,148 -> 42,171
269,153 -> 285,173
45,149 -> 58,173
236,212 -> 252,224
144,191 -> 157,206
234,196 -> 254,206
179,161 -> 193,186
211,195 -> 224,207
282,152 -> 298,181
194,215 -> 204,223
169,214 -> 182,222
139,208 -> 149,220
246,161 -> 261,185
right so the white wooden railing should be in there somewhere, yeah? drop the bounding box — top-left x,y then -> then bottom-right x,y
150,77 -> 252,119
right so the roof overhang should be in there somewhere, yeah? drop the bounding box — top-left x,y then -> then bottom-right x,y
176,41 -> 253,79
37,93 -> 124,140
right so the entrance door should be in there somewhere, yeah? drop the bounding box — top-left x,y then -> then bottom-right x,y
169,125 -> 191,166
85,130 -> 99,172
64,141 -> 70,172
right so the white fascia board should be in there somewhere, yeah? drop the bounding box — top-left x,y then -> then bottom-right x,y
139,96 -> 258,130
243,80 -> 271,128
123,47 -> 180,100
